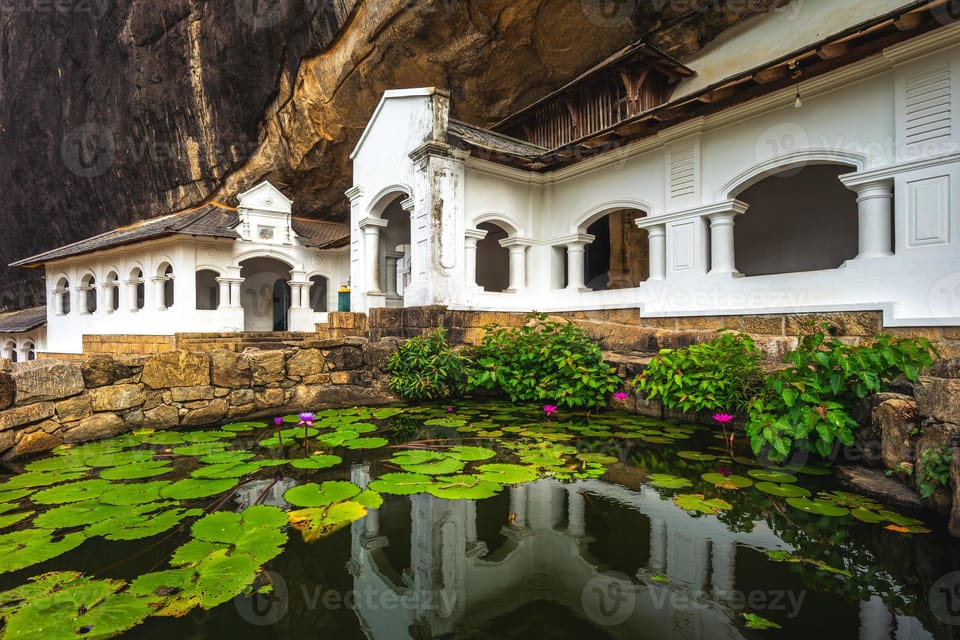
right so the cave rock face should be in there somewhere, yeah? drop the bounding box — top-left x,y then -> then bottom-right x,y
0,0 -> 786,306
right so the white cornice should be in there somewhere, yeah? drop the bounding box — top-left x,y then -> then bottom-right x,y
636,200 -> 747,228
840,152 -> 960,186
882,20 -> 960,66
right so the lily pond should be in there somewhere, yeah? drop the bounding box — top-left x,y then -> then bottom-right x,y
0,401 -> 957,639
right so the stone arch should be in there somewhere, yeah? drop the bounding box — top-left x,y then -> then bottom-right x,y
20,340 -> 35,361
128,265 -> 145,311
195,268 -> 221,310
2,339 -> 16,363
472,212 -> 520,237
308,274 -> 329,312
720,149 -> 867,200
573,201 -> 652,291
79,271 -> 97,314
367,184 -> 412,219
103,269 -> 120,312
474,220 -> 513,292
732,162 -> 861,276
155,261 -> 175,309
54,275 -> 71,315
238,254 -> 297,331
573,198 -> 655,234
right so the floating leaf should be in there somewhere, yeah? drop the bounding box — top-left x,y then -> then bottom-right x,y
133,431 -> 185,445
747,470 -> 798,483
128,567 -> 200,617
288,501 -> 368,543
191,505 -> 287,563
160,478 -> 237,500
219,421 -> 269,432
817,491 -> 882,511
2,470 -> 88,489
649,574 -> 671,583
290,454 -> 343,470
194,548 -> 262,610
447,446 -> 497,462
426,475 -> 502,500
84,450 -> 156,468
647,474 -> 693,490
754,482 -> 811,498
701,473 -> 753,489
850,507 -> 888,524
190,462 -> 261,480
0,529 -> 86,573
639,435 -> 676,445
884,524 -> 930,534
0,571 -> 89,616
673,493 -> 732,514
197,451 -> 255,465
99,460 -> 174,480
88,507 -> 195,541
0,488 -> 35,503
98,481 -> 172,506
743,613 -> 781,630
677,451 -> 718,462
31,479 -> 112,505
342,437 -> 389,450
476,464 -> 539,485
765,550 -> 851,576
576,453 -> 618,465
171,442 -> 229,456
876,510 -> 925,527
368,473 -> 436,496
398,457 -> 465,476
0,510 -> 33,530
170,539 -> 224,567
34,500 -> 131,529
785,497 -> 849,517
181,430 -> 235,443
355,490 -> 384,510
283,481 -> 361,508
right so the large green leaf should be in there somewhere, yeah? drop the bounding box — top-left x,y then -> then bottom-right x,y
785,497 -> 849,517
476,463 -> 539,485
753,482 -> 811,498
98,481 -> 172,506
160,478 -> 237,500
673,493 -> 732,514
194,548 -> 262,610
99,460 -> 174,480
290,454 -> 343,470
31,479 -> 112,505
426,475 -> 502,500
701,473 -> 753,489
0,529 -> 86,573
288,502 -> 368,543
647,474 -> 693,490
368,473 -> 436,496
283,481 -> 361,508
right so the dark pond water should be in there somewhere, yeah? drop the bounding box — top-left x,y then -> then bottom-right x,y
1,401 -> 959,640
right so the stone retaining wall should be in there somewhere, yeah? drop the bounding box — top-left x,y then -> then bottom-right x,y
0,337 -> 399,460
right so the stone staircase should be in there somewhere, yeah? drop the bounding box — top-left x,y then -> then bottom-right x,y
174,331 -> 317,353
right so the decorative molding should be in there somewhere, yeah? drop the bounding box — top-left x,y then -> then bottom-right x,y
840,152 -> 960,186
636,200 -> 747,228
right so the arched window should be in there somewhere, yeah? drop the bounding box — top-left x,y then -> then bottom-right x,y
475,222 -> 510,292
584,210 -> 649,290
195,269 -> 220,310
129,268 -> 145,311
157,263 -> 174,309
733,164 -> 859,276
55,277 -> 71,315
21,341 -> 35,361
3,340 -> 17,363
80,274 -> 97,314
105,271 -> 119,312
309,276 -> 328,312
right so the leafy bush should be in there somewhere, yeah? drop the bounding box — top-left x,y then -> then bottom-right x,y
386,327 -> 468,400
746,332 -> 936,461
466,314 -> 621,409
633,331 -> 765,415
917,446 -> 952,500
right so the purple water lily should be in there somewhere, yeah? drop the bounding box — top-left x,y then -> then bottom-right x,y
613,391 -> 628,401
543,405 -> 558,419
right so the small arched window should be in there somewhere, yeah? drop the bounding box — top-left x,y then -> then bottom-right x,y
55,277 -> 71,315
309,275 -> 328,312
195,269 -> 220,310
157,263 -> 174,309
80,274 -> 97,314
3,340 -> 17,363
21,341 -> 35,361
129,268 -> 145,311
105,271 -> 119,312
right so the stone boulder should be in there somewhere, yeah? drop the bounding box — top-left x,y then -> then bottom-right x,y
914,377 -> 960,425
13,361 -> 84,404
286,349 -> 324,378
210,350 -> 252,387
64,413 -> 126,444
876,397 -> 919,472
362,339 -> 399,371
55,395 -> 93,423
81,354 -> 134,388
0,402 -> 56,431
141,351 -> 210,389
929,357 -> 960,379
143,404 -> 180,429
0,372 -> 13,410
249,350 -> 285,386
181,398 -> 229,427
88,384 -> 146,412
324,345 -> 364,371
3,430 -> 61,460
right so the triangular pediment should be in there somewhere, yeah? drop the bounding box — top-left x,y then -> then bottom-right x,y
237,181 -> 293,215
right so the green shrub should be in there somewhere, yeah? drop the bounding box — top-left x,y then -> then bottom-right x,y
633,331 -> 765,415
746,331 -> 937,461
466,314 -> 621,409
386,327 -> 468,400
917,445 -> 952,500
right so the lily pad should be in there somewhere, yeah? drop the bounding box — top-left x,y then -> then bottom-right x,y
84,449 -> 156,468
194,548 -> 262,610
754,482 -> 811,498
398,457 -> 465,476
172,442 -> 229,457
34,500 -> 131,529
197,451 -> 255,465
219,421 -> 269,432
98,481 -> 171,506
99,460 -> 174,481
368,472 -> 436,496
283,481 -> 361,508
747,469 -> 798,483
673,493 -> 732,514
647,474 -> 693,489
181,430 -> 234,443
190,462 -> 261,480
850,507 -> 888,524
288,501 -> 368,543
88,507 -> 197,541
701,473 -> 753,489
190,505 -> 287,563
0,510 -> 33,530
677,451 -> 718,462
0,529 -> 86,573
31,479 -> 112,505
817,491 -> 882,511
743,613 -> 781,630
342,437 -> 389,450
476,463 -> 539,485
290,454 -> 343,470
785,497 -> 849,517
426,475 -> 503,500
160,478 -> 237,500
447,446 -> 497,461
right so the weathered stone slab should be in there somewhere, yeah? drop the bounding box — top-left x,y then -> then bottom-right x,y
323,346 -> 363,371
914,377 -> 960,425
64,413 -> 126,444
210,350 -> 252,387
169,386 -> 215,403
0,372 -> 14,410
835,466 -> 922,509
14,361 -> 84,404
930,357 -> 960,379
181,398 -> 228,427
0,430 -> 15,457
0,402 -> 56,431
876,398 -> 919,472
55,395 -> 93,422
286,349 -> 324,378
362,340 -> 398,370
255,387 -> 286,410
141,350 -> 210,389
4,430 -> 61,460
81,354 -> 134,388
249,350 -> 285,386
88,384 -> 146,412
143,404 -> 180,429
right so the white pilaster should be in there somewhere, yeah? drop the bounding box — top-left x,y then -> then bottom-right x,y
500,237 -> 531,292
359,217 -> 389,295
707,201 -> 748,275
558,233 -> 594,291
464,228 -> 487,289
647,224 -> 667,281
843,177 -> 895,259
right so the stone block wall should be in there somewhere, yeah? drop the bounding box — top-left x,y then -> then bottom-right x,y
0,337 -> 399,460
82,334 -> 176,356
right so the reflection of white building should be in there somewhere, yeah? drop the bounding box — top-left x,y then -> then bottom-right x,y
10,182 -> 350,356
0,307 -> 44,362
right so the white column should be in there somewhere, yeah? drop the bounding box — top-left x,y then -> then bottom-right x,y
102,284 -> 117,313
846,179 -> 894,259
151,277 -> 166,310
359,217 -> 389,295
384,252 -> 401,297
125,280 -> 139,312
567,486 -> 586,537
229,280 -> 243,309
711,539 -> 736,600
464,228 -> 487,288
859,595 -> 894,640
647,224 -> 666,281
708,212 -> 740,275
649,515 -> 667,573
562,233 -> 594,291
76,286 -> 89,315
500,238 -> 530,292
215,277 -> 230,310
52,288 -> 63,315
510,486 -> 527,528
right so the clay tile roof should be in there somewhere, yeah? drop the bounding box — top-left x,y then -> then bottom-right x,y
10,204 -> 241,268
0,306 -> 45,333
291,218 -> 350,249
447,119 -> 547,160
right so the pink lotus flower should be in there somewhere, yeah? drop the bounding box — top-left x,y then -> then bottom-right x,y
446,407 -> 455,412
613,392 -> 628,401
298,412 -> 315,425
712,413 -> 735,423
715,466 -> 732,477
543,405 -> 558,418
274,416 -> 283,426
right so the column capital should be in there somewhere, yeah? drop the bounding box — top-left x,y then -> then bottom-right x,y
465,228 -> 488,241
555,233 -> 595,247
358,217 -> 389,231
400,196 -> 416,212
344,185 -> 364,202
498,236 -> 534,249
646,223 -> 667,238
